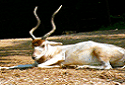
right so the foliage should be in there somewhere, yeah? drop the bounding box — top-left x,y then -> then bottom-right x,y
110,13 -> 125,20
99,14 -> 125,30
99,21 -> 125,30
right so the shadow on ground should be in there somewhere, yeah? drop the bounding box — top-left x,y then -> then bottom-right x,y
0,30 -> 125,84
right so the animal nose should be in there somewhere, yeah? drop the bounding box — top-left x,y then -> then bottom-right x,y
32,56 -> 36,60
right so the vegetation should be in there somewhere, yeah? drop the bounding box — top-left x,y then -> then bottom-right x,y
99,21 -> 125,30
99,14 -> 125,30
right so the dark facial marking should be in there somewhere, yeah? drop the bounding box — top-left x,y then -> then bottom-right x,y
32,39 -> 45,47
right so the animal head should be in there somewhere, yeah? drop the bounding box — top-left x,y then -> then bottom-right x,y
29,5 -> 62,63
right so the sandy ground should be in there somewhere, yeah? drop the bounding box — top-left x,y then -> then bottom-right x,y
0,30 -> 125,85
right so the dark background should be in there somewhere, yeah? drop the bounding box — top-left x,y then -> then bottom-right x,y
0,0 -> 125,39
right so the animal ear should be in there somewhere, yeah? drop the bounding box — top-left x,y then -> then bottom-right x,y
47,41 -> 63,46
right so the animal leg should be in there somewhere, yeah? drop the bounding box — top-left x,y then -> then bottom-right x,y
38,57 -> 64,68
38,51 -> 65,68
38,57 -> 62,68
76,55 -> 113,69
76,48 -> 113,69
76,61 -> 112,70
76,55 -> 112,70
38,65 -> 60,68
121,65 -> 125,68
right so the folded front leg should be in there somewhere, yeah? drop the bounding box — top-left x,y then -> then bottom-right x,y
122,65 -> 125,68
38,51 -> 65,68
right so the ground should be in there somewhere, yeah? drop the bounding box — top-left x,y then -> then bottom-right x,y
0,30 -> 125,85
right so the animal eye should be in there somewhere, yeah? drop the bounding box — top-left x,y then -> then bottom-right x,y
41,45 -> 45,48
33,42 -> 38,46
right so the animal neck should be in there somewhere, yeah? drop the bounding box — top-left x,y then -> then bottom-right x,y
45,45 -> 62,58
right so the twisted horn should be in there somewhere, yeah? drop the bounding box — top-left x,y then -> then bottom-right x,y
29,6 -> 41,40
42,5 -> 62,39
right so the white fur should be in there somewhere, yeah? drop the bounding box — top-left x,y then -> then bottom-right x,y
33,40 -> 125,69
0,40 -> 125,70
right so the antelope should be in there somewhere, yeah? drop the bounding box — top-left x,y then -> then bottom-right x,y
0,5 -> 125,70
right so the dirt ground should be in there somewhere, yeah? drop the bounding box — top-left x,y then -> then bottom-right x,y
0,30 -> 125,85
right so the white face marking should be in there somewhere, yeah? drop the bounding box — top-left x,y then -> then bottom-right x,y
32,41 -> 62,61
32,43 -> 47,60
33,47 -> 44,60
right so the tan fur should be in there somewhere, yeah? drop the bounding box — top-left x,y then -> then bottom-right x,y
36,56 -> 46,64
32,39 -> 45,47
93,46 -> 124,64
93,47 -> 110,63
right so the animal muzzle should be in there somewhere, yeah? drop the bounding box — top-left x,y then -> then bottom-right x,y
32,53 -> 39,60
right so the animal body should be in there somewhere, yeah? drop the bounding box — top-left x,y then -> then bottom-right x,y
0,5 -> 125,70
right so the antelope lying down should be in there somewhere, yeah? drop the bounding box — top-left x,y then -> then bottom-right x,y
0,5 -> 125,70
